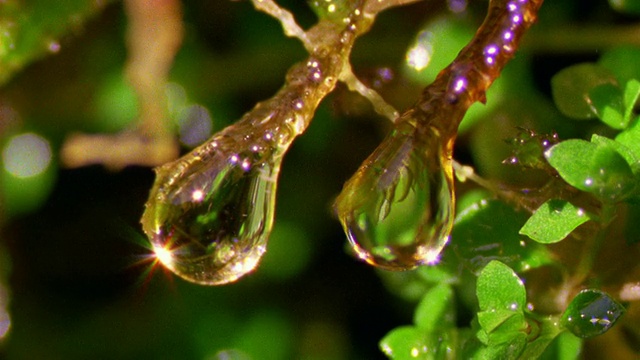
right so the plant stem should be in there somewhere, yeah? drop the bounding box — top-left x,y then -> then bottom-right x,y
571,203 -> 615,286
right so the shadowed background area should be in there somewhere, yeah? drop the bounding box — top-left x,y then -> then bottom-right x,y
1,0 -> 639,358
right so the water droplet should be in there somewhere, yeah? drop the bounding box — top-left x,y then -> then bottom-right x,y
142,123 -> 284,285
561,289 -> 626,338
334,118 -> 455,270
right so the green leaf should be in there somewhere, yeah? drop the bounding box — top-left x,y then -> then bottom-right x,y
551,63 -> 618,120
486,313 -> 527,345
560,289 -> 627,339
416,264 -> 457,285
0,0 -> 114,85
615,119 -> 640,169
379,326 -> 426,359
477,310 -> 520,334
520,199 -> 592,244
545,139 -> 636,202
590,134 -> 639,168
380,326 -> 457,360
380,285 -> 458,359
608,0 -> 640,15
599,46 -> 640,85
474,332 -> 527,360
414,284 -> 455,332
623,79 -> 640,125
477,261 -> 526,314
588,83 -> 625,129
452,195 -> 554,273
539,331 -> 583,360
521,316 -> 566,360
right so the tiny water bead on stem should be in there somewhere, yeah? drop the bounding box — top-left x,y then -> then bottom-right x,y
141,0 -> 407,285
334,0 -> 544,270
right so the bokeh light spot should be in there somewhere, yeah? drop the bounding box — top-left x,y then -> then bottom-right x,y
178,104 -> 213,147
2,133 -> 52,178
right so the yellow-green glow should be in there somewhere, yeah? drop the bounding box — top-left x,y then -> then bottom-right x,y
2,133 -> 52,178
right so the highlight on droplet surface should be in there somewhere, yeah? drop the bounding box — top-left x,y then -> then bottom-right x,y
2,132 -> 52,178
334,118 -> 455,270
142,127 -> 282,285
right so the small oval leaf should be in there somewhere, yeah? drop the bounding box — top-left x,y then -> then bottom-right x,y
545,140 -> 636,202
477,261 -> 526,313
520,199 -> 592,244
551,63 -> 618,120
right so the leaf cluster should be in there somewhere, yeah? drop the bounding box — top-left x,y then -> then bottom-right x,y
380,12 -> 640,360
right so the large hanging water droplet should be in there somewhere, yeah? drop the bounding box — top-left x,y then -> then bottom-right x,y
141,123 -> 284,285
334,117 -> 455,270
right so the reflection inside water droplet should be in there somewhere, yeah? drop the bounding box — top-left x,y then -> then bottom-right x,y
142,123 -> 284,285
561,289 -> 626,338
334,117 -> 455,270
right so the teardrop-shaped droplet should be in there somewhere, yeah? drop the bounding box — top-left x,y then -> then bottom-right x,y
142,127 -> 283,285
334,117 -> 455,270
561,289 -> 627,339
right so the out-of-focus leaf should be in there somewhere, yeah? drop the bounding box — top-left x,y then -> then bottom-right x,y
414,283 -> 455,332
0,0 -> 114,85
623,79 -> 640,125
258,222 -> 314,281
588,83 -> 625,129
590,134 -> 638,169
551,63 -> 617,120
539,331 -> 583,360
599,46 -> 640,84
615,119 -> 640,170
232,310 -> 294,360
608,0 -> 640,15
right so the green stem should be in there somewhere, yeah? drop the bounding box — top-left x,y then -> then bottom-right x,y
572,203 -> 615,285
451,160 -> 552,213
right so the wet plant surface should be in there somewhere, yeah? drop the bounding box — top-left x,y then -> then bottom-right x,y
1,0 -> 639,358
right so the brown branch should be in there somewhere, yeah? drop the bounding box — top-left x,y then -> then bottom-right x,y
61,0 -> 183,169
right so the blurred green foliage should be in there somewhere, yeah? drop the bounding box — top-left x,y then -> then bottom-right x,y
1,0 -> 639,359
